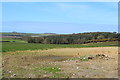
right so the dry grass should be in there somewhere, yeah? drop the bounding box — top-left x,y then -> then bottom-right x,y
2,47 -> 118,78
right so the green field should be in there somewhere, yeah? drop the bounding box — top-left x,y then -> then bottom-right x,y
1,38 -> 27,43
2,41 -> 119,52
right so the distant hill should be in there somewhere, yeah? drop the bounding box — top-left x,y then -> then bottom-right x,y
1,32 -> 119,44
26,32 -> 120,44
0,32 -> 57,39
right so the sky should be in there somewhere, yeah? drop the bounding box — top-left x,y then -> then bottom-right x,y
2,2 -> 118,34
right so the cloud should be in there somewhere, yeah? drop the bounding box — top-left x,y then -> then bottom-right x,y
57,3 -> 90,11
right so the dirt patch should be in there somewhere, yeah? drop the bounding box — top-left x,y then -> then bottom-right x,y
2,47 -> 118,78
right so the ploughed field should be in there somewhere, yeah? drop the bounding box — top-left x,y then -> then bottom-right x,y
2,44 -> 118,78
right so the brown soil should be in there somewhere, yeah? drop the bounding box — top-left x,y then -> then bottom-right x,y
2,47 -> 118,78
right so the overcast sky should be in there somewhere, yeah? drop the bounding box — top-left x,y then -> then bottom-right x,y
2,2 -> 118,34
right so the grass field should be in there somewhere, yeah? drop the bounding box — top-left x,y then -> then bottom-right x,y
1,38 -> 27,43
2,41 -> 119,52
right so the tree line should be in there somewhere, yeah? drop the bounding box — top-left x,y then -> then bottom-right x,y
23,32 -> 120,44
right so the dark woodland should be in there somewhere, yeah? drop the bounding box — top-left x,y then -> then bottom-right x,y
24,32 -> 120,44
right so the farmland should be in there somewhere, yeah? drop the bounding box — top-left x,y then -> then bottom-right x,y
2,41 -> 118,52
2,41 -> 119,78
2,47 -> 118,78
1,32 -> 119,78
1,38 -> 27,43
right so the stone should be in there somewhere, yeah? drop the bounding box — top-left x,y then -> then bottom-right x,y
8,71 -> 12,74
88,56 -> 94,59
13,74 -> 16,76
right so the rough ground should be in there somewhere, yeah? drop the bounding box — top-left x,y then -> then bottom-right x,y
2,47 -> 118,78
